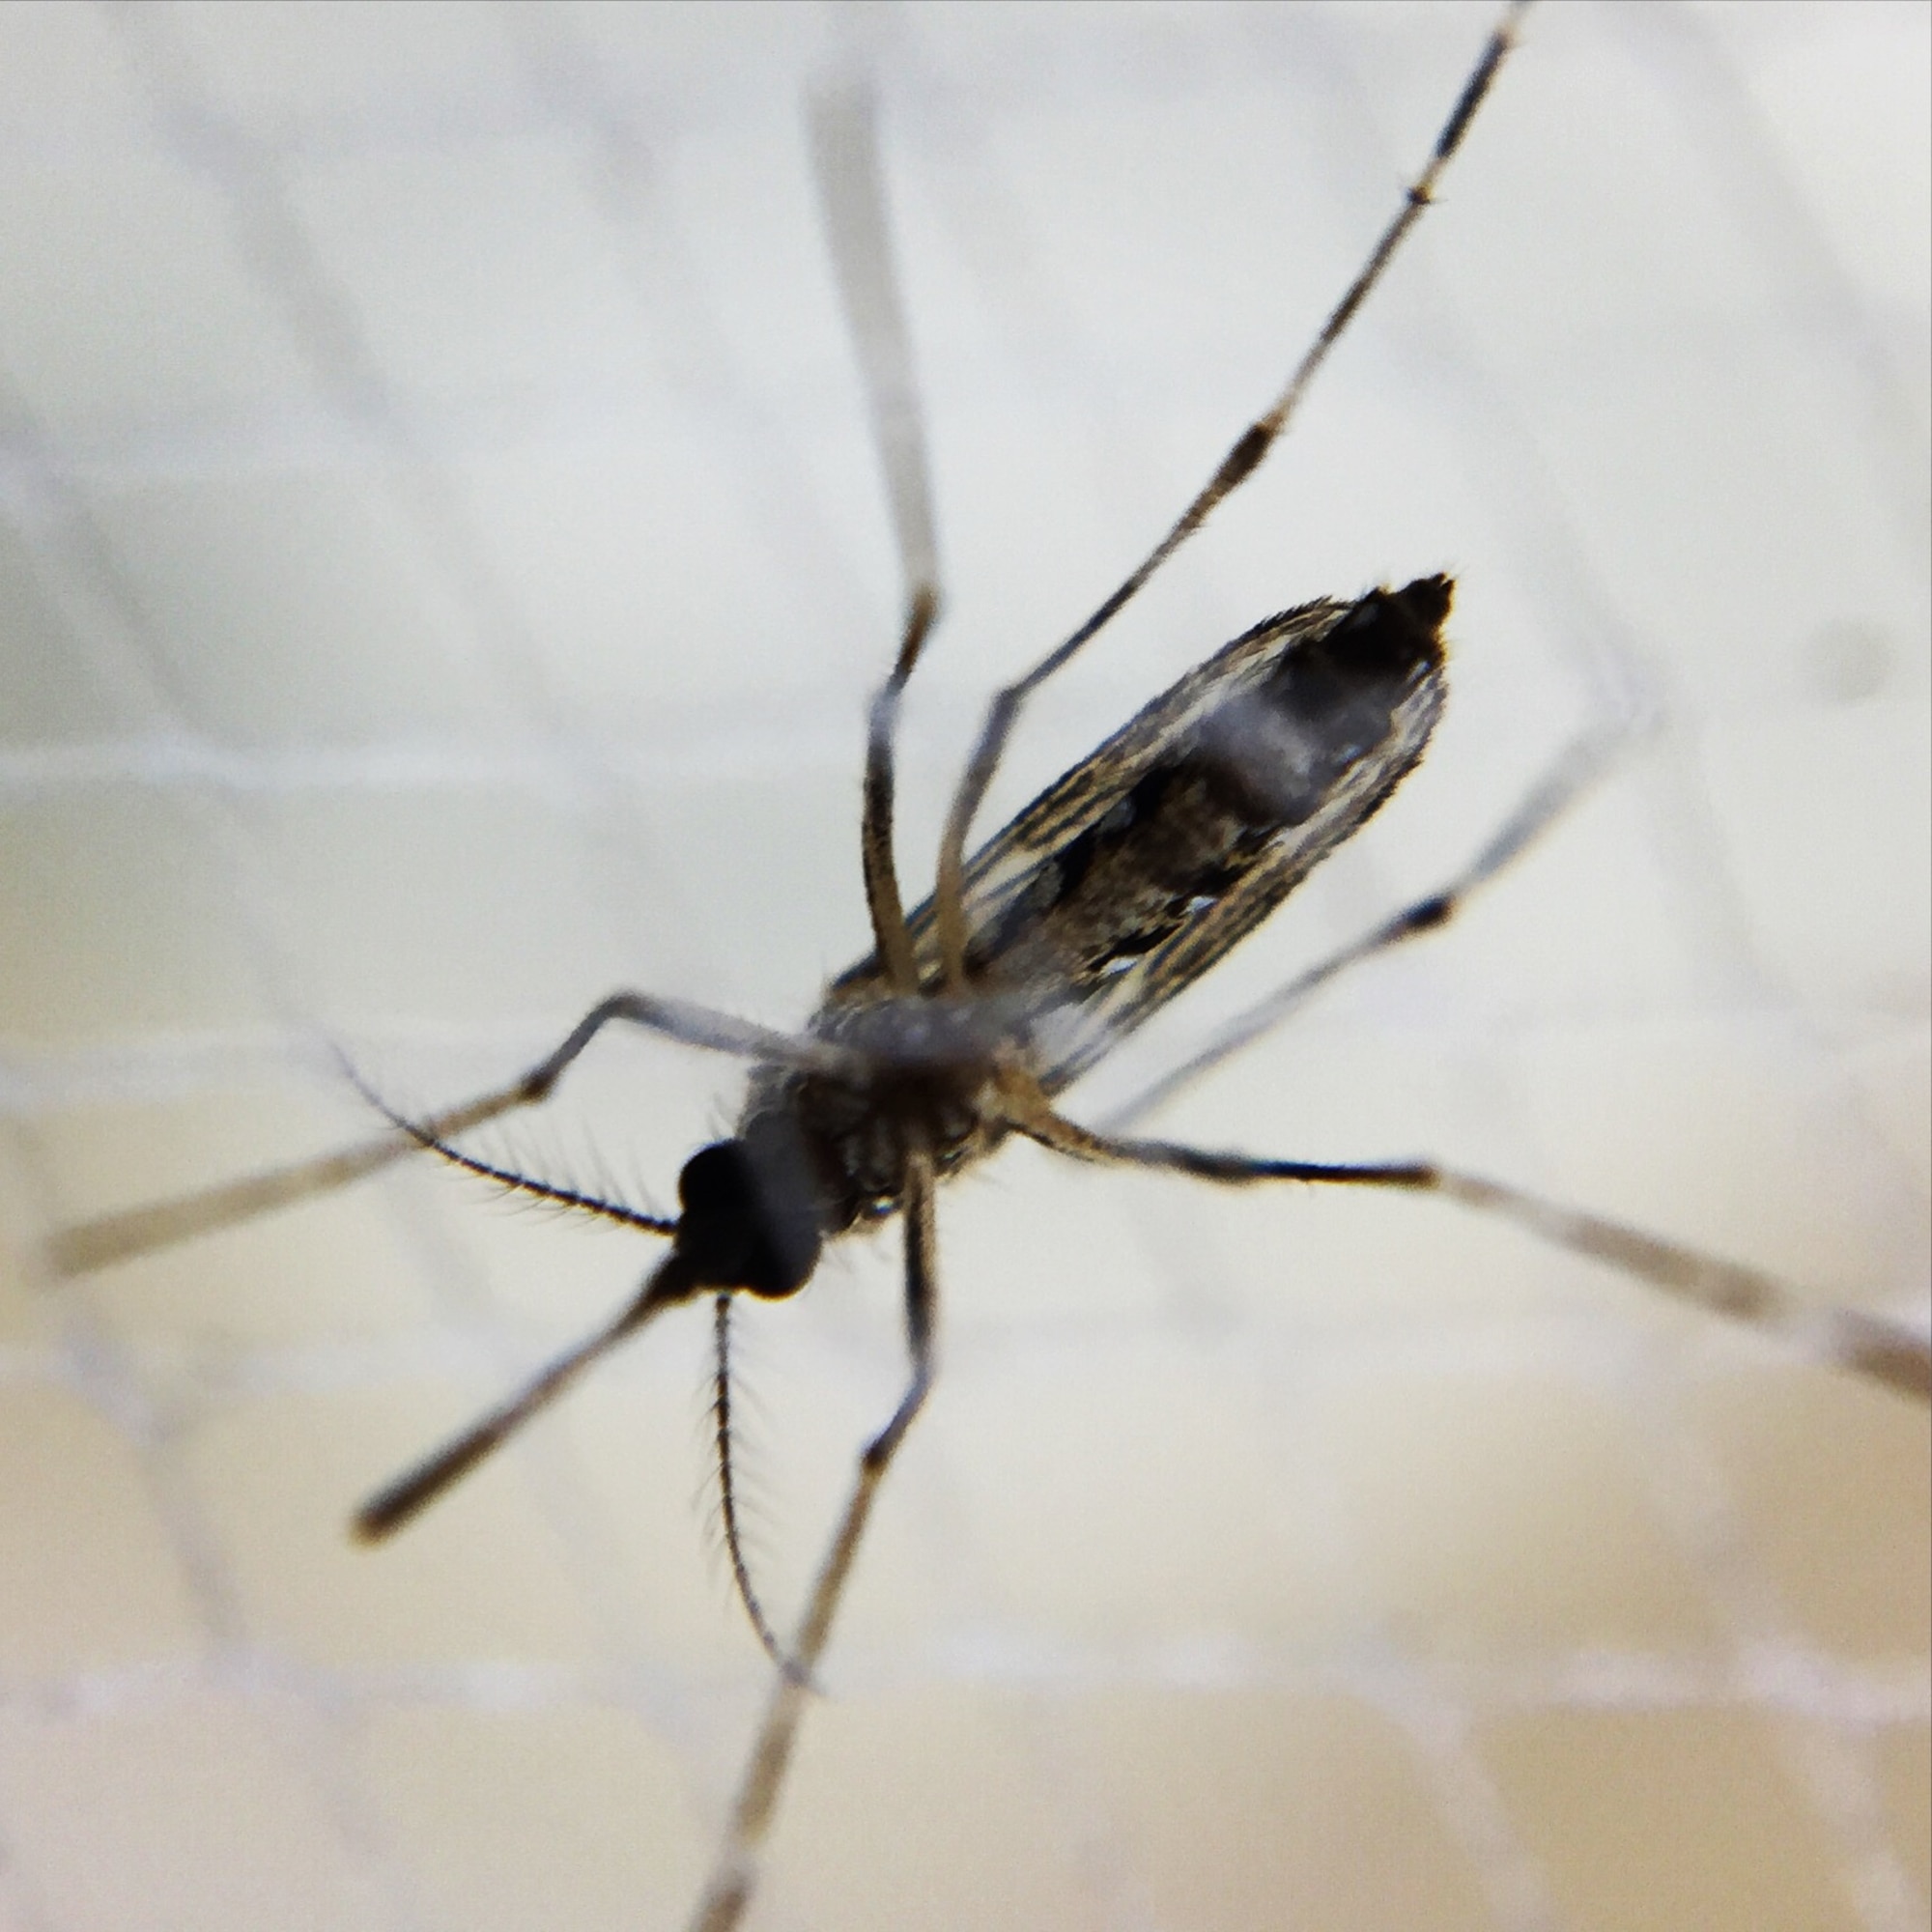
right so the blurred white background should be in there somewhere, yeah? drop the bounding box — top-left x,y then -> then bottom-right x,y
0,4 -> 1925,1930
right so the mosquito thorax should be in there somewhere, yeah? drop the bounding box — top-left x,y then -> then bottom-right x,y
828,989 -> 1017,1070
735,996 -> 1013,1236
671,1133 -> 825,1299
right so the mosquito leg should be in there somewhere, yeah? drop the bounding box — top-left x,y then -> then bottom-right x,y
507,990 -> 874,1084
1008,1101 -> 1931,1406
1106,723 -> 1631,1130
43,1093 -> 522,1279
45,989 -> 867,1276
810,81 -> 944,990
932,1 -> 1535,985
689,1138 -> 940,1932
353,1246 -> 702,1541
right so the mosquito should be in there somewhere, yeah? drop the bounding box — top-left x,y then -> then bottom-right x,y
43,5 -> 1929,1927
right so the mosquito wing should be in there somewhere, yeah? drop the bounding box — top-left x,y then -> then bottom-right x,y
826,575 -> 1452,1093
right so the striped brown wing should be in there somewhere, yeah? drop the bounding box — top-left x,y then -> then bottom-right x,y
827,577 -> 1452,1094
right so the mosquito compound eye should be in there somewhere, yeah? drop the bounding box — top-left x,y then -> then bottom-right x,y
676,1141 -> 750,1220
675,1140 -> 823,1298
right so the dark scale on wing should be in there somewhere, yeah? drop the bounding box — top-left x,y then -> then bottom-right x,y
1205,574 -> 1451,824
743,576 -> 1451,1233
964,575 -> 1449,1003
963,761 -> 1258,985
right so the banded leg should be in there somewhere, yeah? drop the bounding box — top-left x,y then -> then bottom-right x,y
45,989 -> 859,1275
689,1136 -> 941,1932
1106,722 -> 1630,1131
810,80 -> 944,989
1008,1102 -> 1931,1406
932,2 -> 1536,986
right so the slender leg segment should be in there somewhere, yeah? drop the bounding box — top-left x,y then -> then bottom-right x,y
44,988 -> 864,1275
932,2 -> 1536,987
43,1082 -> 537,1278
1009,1104 -> 1932,1406
689,1139 -> 941,1932
810,81 -> 946,990
862,591 -> 941,993
1107,723 -> 1631,1131
522,990 -> 875,1081
354,1249 -> 700,1541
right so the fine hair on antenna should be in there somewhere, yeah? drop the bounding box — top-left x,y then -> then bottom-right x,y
40,6 -> 1929,1928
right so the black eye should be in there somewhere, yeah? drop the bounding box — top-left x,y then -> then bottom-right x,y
677,1142 -> 749,1220
675,1139 -> 823,1298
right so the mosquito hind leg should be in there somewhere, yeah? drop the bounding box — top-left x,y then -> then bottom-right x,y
1108,722 -> 1634,1130
930,3 -> 1534,985
1007,1103 -> 1931,1407
689,1139 -> 941,1932
46,988 -> 858,1276
810,81 -> 945,991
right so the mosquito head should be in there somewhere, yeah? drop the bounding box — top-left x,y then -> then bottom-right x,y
670,1127 -> 826,1299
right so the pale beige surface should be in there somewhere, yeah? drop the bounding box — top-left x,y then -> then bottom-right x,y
0,4 -> 1927,1931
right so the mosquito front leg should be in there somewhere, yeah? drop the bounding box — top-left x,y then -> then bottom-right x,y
43,1084 -> 527,1279
932,2 -> 1536,985
45,989 -> 862,1276
689,1134 -> 940,1932
1008,1102 -> 1931,1406
810,80 -> 945,990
